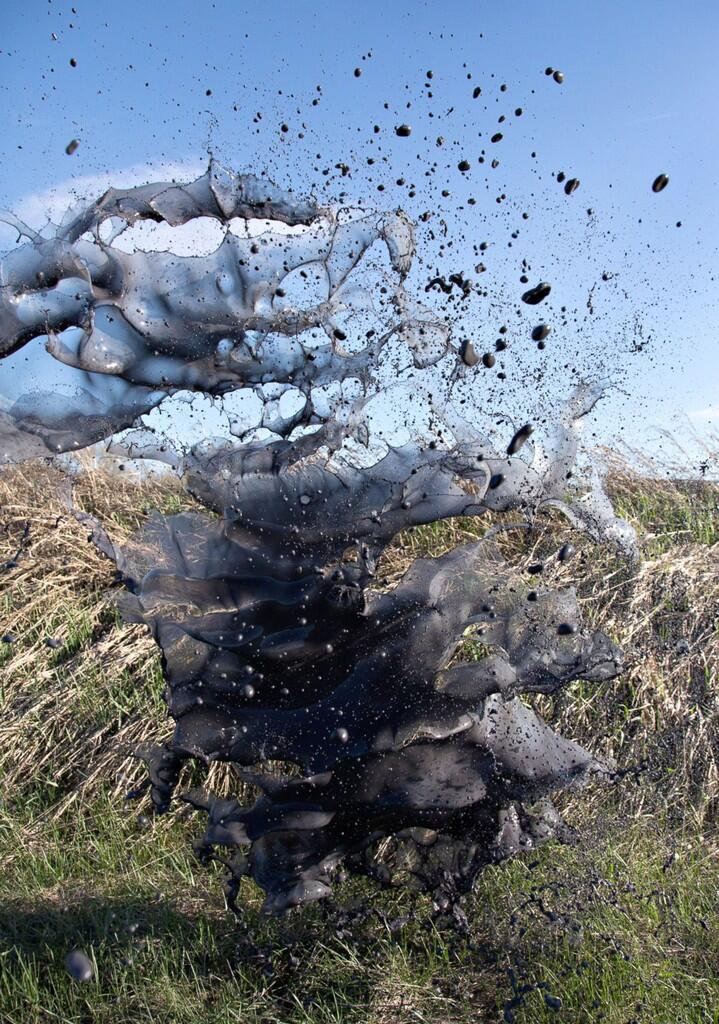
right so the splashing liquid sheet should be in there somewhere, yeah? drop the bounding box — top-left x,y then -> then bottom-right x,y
0,165 -> 634,913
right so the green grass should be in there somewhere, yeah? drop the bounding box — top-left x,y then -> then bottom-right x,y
0,465 -> 717,1023
610,476 -> 719,552
0,802 -> 716,1024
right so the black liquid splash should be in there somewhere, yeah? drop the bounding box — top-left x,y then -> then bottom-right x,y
0,165 -> 632,913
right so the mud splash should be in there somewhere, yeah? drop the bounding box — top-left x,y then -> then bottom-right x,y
0,165 -> 633,913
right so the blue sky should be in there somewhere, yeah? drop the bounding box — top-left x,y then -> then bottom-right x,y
1,0 -> 717,467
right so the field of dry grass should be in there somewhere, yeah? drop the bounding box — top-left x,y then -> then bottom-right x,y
0,458 -> 717,1023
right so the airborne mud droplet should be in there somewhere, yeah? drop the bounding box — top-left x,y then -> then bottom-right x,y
65,138 -> 80,155
564,177 -> 580,195
460,339 -> 480,366
507,424 -> 534,454
64,951 -> 94,982
395,124 -> 412,137
522,282 -> 552,304
652,173 -> 669,193
532,324 -> 551,341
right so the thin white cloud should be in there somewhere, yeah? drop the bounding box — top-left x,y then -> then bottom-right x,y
1,158 -> 305,256
688,406 -> 717,425
625,111 -> 674,127
1,159 -> 206,243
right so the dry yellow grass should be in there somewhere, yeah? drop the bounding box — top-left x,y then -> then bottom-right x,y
1,458 -> 717,831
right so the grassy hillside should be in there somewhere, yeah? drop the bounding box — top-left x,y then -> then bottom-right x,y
0,461 -> 717,1024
